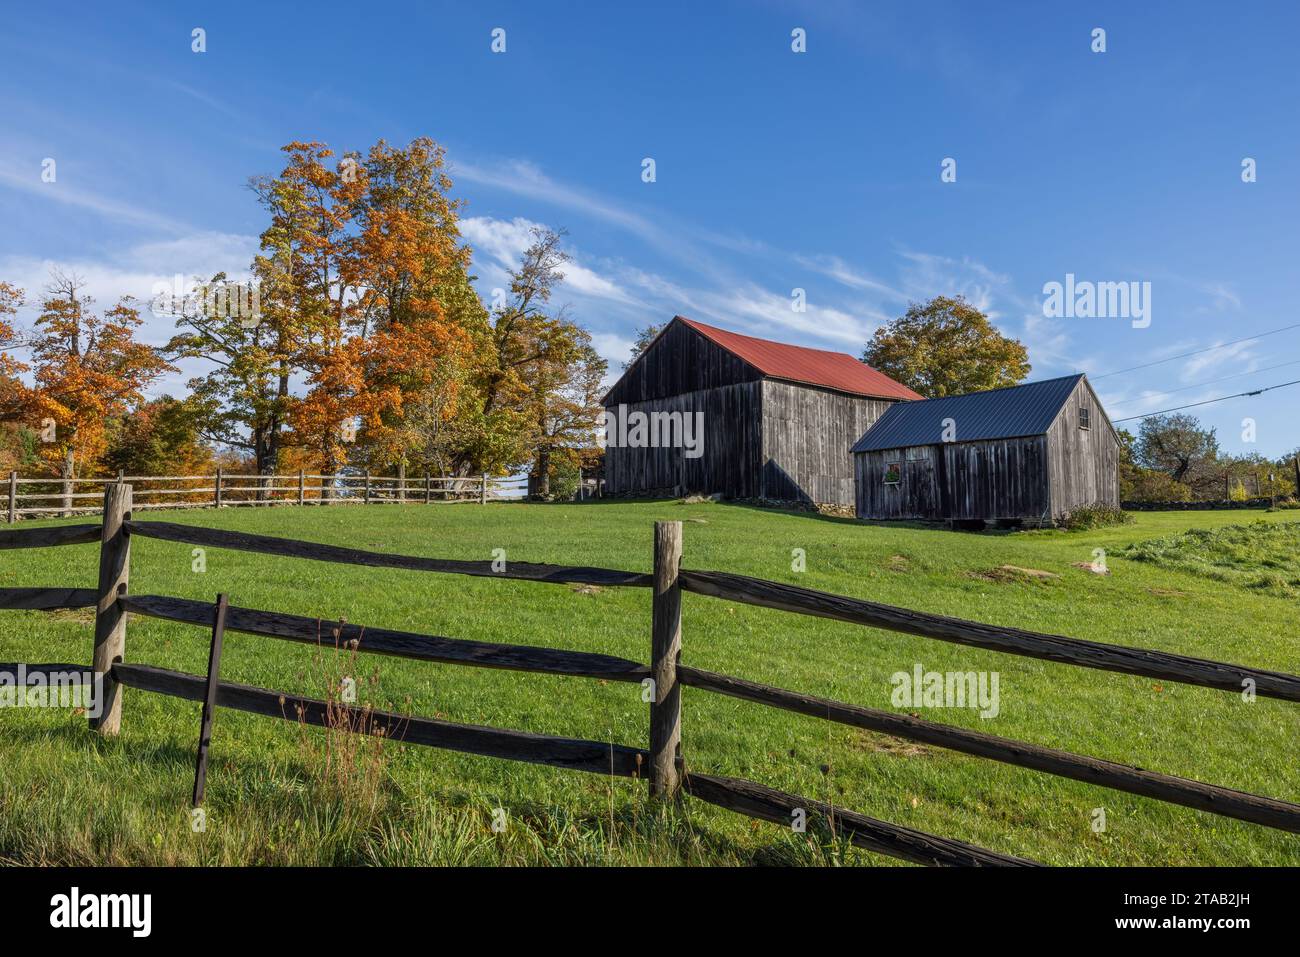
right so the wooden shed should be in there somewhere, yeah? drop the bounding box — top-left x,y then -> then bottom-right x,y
602,316 -> 920,505
851,374 -> 1119,525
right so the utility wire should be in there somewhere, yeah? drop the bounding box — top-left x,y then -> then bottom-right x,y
1113,377 -> 1300,422
1091,322 -> 1300,380
1108,356 -> 1300,408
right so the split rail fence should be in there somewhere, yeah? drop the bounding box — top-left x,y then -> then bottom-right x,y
4,470 -> 525,521
3,483 -> 1300,866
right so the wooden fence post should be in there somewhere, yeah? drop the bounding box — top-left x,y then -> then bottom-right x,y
91,483 -> 132,736
424,471 -> 431,505
398,462 -> 406,503
192,594 -> 229,807
214,467 -> 223,508
650,520 -> 683,798
7,471 -> 15,524
298,469 -> 305,506
480,472 -> 488,505
364,470 -> 371,505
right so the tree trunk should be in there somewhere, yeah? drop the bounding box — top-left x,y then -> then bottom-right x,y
536,449 -> 551,500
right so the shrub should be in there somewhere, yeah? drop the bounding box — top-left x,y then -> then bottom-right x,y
1060,502 -> 1133,531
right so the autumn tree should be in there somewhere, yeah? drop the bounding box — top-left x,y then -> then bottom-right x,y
103,396 -> 214,478
299,138 -> 480,478
27,270 -> 173,494
862,296 -> 1030,398
0,281 -> 29,421
462,226 -> 596,480
524,330 -> 606,498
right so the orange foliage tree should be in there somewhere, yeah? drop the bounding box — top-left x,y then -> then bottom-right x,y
27,270 -> 173,482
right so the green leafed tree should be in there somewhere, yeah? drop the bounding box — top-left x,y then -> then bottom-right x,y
862,295 -> 1030,398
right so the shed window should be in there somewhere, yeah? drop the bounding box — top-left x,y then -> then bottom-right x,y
1079,407 -> 1091,430
883,462 -> 901,485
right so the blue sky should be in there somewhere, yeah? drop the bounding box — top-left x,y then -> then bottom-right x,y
2,0 -> 1298,455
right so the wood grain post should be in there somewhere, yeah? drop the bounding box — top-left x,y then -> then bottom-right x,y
7,471 -> 15,524
364,470 -> 371,505
480,472 -> 488,505
91,482 -> 132,735
424,472 -> 431,505
214,467 -> 223,508
298,469 -> 305,506
650,520 -> 683,798
398,462 -> 406,503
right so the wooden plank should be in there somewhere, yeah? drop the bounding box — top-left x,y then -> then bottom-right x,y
0,523 -> 102,549
681,772 -> 1038,866
120,593 -> 651,682
7,471 -> 15,524
0,587 -> 99,610
678,569 -> 1300,702
91,483 -> 131,736
124,520 -> 653,587
650,521 -> 683,797
191,595 -> 228,806
111,662 -> 649,777
679,666 -> 1300,833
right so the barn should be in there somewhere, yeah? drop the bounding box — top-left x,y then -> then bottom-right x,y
602,316 -> 921,505
850,374 -> 1119,526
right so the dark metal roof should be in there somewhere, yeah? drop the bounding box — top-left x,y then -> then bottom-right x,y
851,374 -> 1086,452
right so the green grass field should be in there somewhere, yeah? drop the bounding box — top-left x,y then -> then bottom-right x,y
1,500 -> 1297,866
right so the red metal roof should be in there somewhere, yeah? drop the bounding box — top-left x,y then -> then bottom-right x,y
676,316 -> 922,401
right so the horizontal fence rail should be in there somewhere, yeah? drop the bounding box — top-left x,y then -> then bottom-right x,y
0,587 -> 99,610
679,569 -> 1300,703
678,666 -> 1300,833
122,593 -> 652,683
125,521 -> 654,588
3,496 -> 1297,867
112,662 -> 650,777
680,773 -> 1039,867
0,524 -> 102,549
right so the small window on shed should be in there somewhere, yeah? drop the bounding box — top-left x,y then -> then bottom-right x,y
883,462 -> 901,485
1079,407 -> 1091,430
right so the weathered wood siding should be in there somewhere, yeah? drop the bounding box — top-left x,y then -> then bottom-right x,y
603,383 -> 763,498
1044,378 -> 1120,514
943,437 -> 1051,521
604,321 -> 760,406
762,381 -> 894,506
855,437 -> 1051,521
854,445 -> 941,518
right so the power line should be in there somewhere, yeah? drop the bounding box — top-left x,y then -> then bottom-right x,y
1107,356 -> 1300,408
1091,322 -> 1300,380
1113,377 -> 1300,423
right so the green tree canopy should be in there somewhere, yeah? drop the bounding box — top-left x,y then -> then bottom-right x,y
862,295 -> 1030,398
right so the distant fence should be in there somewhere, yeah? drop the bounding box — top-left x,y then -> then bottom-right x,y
2,485 -> 1299,866
4,470 -> 528,522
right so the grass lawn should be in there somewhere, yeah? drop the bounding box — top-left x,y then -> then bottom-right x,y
1,500 -> 1297,866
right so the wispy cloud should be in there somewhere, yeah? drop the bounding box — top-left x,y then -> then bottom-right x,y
0,159 -> 193,234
